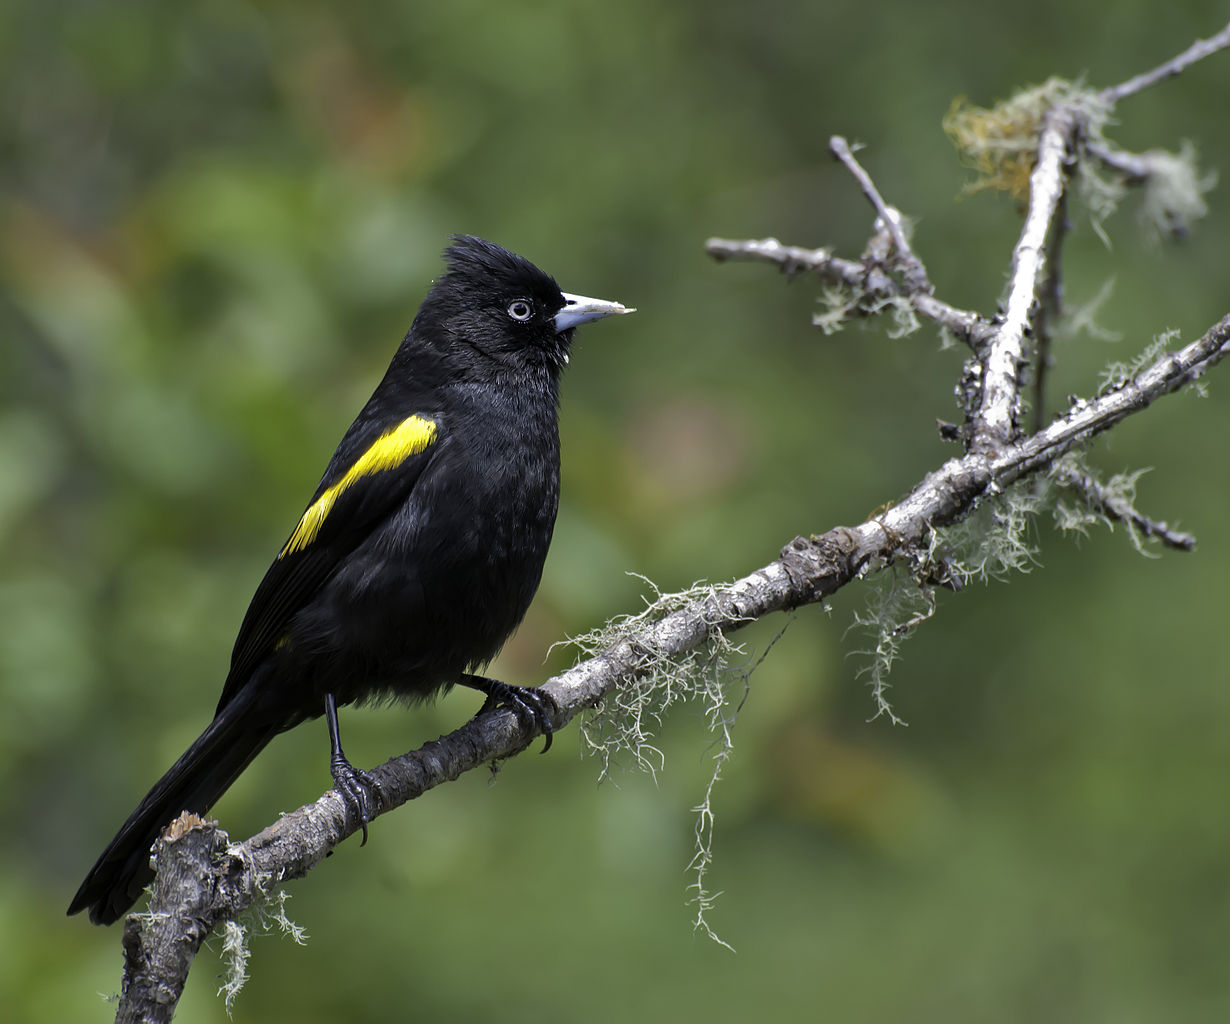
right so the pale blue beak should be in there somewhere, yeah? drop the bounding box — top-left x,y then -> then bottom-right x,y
554,292 -> 635,333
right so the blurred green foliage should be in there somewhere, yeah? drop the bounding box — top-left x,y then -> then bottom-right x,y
5,1 -> 1230,1021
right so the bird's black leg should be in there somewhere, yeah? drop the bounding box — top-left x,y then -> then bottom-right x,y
459,674 -> 558,753
325,692 -> 381,845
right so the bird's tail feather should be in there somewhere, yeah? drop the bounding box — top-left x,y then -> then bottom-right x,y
68,679 -> 282,925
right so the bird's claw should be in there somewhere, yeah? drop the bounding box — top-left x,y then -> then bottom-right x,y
471,678 -> 558,753
330,755 -> 383,846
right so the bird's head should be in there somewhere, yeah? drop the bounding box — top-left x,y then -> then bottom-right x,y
413,235 -> 633,378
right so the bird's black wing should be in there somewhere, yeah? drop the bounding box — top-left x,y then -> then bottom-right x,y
217,412 -> 442,711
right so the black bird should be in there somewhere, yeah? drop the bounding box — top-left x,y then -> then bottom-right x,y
68,235 -> 633,925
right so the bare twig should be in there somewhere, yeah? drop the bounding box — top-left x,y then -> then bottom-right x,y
1085,140 -> 1155,183
1099,21 -> 1230,104
829,136 -> 933,294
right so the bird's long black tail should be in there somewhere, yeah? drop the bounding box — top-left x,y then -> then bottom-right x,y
68,680 -> 283,925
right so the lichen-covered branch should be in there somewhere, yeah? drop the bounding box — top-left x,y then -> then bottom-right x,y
1053,464 -> 1198,552
1031,188 -> 1067,431
829,135 -> 933,295
971,104 -> 1079,454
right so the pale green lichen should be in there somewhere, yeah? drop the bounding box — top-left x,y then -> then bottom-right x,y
944,78 -> 1109,198
1098,329 -> 1180,394
813,284 -> 858,335
569,579 -> 785,948
850,482 -> 1048,721
1062,277 -> 1122,343
813,285 -> 921,338
945,78 -> 1213,242
216,884 -> 307,1013
849,566 -> 935,725
1136,140 -> 1217,241
218,920 -> 250,1015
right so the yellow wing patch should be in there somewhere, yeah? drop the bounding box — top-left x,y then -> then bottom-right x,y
280,414 -> 438,557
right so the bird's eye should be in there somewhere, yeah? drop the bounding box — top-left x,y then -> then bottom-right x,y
507,300 -> 533,322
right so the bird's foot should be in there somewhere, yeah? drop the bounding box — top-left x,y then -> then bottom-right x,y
324,692 -> 382,845
330,754 -> 383,846
460,674 -> 558,753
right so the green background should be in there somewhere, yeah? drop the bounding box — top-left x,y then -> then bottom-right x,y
6,2 -> 1230,1021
